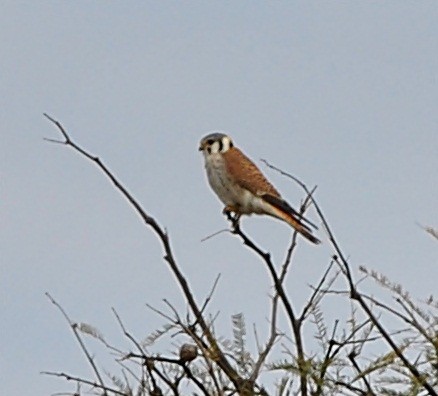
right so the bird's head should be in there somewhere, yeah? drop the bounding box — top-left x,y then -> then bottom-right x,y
198,132 -> 234,155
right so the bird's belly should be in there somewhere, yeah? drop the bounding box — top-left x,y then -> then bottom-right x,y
237,190 -> 268,214
207,164 -> 238,206
206,158 -> 265,214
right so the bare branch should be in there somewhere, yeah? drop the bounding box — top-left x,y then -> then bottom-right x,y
225,212 -> 308,395
262,159 -> 438,396
45,293 -> 108,396
45,118 -> 438,396
44,114 -> 244,392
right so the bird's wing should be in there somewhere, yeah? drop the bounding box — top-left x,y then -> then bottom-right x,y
223,146 -> 319,241
223,147 -> 280,197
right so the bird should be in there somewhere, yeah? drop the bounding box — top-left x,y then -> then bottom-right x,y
199,132 -> 320,244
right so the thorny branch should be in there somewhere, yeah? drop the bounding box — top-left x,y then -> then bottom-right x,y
262,159 -> 438,396
44,116 -> 437,395
44,114 -> 258,395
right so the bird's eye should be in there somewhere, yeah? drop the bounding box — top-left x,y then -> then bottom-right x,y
207,139 -> 214,145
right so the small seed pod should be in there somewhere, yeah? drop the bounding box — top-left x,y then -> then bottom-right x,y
179,343 -> 198,363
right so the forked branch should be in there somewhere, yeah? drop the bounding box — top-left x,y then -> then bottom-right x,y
44,114 -> 253,394
262,159 -> 438,396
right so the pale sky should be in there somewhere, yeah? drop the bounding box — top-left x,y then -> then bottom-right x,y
1,2 -> 437,395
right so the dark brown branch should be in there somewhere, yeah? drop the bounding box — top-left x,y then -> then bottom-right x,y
226,213 -> 308,396
248,187 -> 317,388
44,114 -> 243,392
334,380 -> 368,396
348,350 -> 375,395
127,353 -> 210,396
262,159 -> 438,396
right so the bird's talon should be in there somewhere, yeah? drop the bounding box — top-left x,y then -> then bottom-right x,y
222,206 -> 235,215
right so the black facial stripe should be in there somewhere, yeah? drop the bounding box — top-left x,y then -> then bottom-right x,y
229,141 -> 233,148
218,139 -> 223,152
207,147 -> 211,154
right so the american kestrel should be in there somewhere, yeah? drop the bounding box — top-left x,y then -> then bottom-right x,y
199,132 -> 320,244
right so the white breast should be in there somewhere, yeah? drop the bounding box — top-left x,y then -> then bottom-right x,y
204,153 -> 237,206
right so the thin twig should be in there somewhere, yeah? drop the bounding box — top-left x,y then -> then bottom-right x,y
45,293 -> 108,396
112,308 -> 148,361
41,371 -> 124,395
299,260 -> 336,322
201,228 -> 230,242
250,291 -> 280,382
